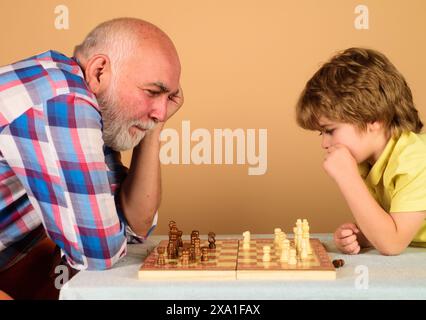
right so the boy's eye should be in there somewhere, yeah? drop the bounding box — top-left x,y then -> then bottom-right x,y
319,129 -> 335,136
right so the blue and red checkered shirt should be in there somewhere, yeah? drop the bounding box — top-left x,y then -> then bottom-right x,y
0,50 -> 157,271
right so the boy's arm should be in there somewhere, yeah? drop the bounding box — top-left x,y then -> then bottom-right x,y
355,228 -> 372,248
325,144 -> 425,255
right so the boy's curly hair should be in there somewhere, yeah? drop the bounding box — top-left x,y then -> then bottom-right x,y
296,47 -> 423,137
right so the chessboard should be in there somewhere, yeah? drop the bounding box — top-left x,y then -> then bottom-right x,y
139,238 -> 335,281
138,219 -> 336,281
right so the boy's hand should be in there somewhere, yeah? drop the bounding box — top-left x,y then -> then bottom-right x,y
323,144 -> 358,182
334,223 -> 361,254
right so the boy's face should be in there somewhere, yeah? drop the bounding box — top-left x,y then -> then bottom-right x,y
318,116 -> 384,164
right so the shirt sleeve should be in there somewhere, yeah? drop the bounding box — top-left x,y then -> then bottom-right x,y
390,155 -> 426,213
3,93 -> 126,270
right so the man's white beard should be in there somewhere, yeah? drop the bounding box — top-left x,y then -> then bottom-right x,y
97,85 -> 156,152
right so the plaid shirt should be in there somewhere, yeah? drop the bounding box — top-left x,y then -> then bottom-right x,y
0,50 -> 157,271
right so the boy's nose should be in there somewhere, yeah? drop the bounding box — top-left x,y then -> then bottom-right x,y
321,136 -> 330,150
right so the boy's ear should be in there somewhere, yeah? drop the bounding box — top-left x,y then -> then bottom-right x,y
368,121 -> 383,132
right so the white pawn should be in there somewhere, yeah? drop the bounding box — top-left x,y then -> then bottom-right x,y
243,231 -> 251,250
288,248 -> 297,265
280,239 -> 290,262
262,246 -> 271,262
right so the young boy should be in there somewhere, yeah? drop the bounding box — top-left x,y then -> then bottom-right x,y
296,47 -> 426,255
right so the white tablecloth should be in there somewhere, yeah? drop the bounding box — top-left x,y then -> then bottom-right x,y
59,234 -> 426,300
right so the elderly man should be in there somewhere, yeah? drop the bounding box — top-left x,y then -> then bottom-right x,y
0,18 -> 183,298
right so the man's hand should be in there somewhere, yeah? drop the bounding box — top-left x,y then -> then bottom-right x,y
164,85 -> 184,122
334,223 -> 361,254
323,144 -> 358,182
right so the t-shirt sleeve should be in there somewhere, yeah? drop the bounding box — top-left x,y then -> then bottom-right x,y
390,153 -> 426,213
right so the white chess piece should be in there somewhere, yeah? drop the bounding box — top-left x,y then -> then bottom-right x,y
262,245 -> 271,262
300,239 -> 308,260
288,248 -> 297,265
296,228 -> 303,253
280,239 -> 290,262
274,228 -> 282,245
243,231 -> 251,250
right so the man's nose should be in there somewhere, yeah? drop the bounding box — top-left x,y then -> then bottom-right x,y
149,98 -> 168,123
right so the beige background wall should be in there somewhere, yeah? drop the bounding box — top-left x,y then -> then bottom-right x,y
1,0 -> 425,235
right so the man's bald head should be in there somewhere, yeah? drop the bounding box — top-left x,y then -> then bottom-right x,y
74,17 -> 179,72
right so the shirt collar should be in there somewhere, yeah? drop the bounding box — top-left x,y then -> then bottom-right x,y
358,135 -> 399,186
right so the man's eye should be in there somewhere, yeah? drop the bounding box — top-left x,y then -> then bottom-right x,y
146,90 -> 161,96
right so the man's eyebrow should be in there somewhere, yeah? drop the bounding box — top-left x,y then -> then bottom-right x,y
145,82 -> 170,93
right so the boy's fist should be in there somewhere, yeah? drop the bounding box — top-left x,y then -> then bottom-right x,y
323,144 -> 358,182
334,223 -> 361,255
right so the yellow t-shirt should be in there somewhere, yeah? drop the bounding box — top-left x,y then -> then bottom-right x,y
358,131 -> 426,247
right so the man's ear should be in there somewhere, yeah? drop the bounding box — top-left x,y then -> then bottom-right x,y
84,54 -> 111,95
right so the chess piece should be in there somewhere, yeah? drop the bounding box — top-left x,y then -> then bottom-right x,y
243,231 -> 251,250
262,245 -> 271,262
296,226 -> 303,253
302,220 -> 313,255
189,244 -> 196,262
274,228 -> 282,244
156,246 -> 166,265
332,259 -> 345,268
280,239 -> 290,262
293,226 -> 298,248
275,231 -> 286,251
191,230 -> 200,239
167,241 -> 176,259
169,220 -> 176,229
181,249 -> 190,265
191,230 -> 199,249
169,233 -> 179,257
201,247 -> 209,262
288,248 -> 297,265
178,230 -> 183,248
300,238 -> 308,261
296,219 -> 302,229
194,237 -> 201,258
208,232 -> 216,249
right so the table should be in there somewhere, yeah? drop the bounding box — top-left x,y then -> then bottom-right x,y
59,234 -> 426,300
